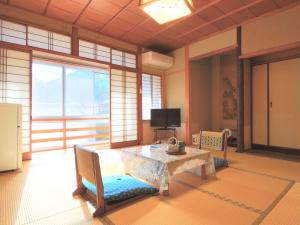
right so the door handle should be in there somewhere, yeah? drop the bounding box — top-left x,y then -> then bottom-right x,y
270,101 -> 272,108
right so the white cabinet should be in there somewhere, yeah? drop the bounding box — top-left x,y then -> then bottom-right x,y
0,103 -> 22,171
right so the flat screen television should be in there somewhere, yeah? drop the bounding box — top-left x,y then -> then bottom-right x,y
150,108 -> 181,128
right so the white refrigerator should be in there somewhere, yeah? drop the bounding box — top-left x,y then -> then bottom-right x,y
0,103 -> 22,171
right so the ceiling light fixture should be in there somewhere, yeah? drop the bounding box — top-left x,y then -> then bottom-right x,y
139,0 -> 194,24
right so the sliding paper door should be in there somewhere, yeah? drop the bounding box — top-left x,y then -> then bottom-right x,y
269,58 -> 300,149
0,48 -> 31,154
110,69 -> 137,147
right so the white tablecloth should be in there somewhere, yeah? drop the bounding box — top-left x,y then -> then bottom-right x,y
121,144 -> 216,191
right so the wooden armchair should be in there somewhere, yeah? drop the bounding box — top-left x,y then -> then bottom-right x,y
199,131 -> 228,169
73,145 -> 158,217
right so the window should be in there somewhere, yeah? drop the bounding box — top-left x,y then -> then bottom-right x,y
65,67 -> 109,117
142,74 -> 162,120
32,63 -> 63,117
31,61 -> 110,151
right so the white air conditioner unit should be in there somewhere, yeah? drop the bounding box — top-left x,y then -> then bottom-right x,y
142,51 -> 173,70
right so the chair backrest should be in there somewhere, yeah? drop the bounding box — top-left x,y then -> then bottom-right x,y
74,145 -> 104,207
199,131 -> 228,160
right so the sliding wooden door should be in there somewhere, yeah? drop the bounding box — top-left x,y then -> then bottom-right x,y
252,58 -> 300,150
269,58 -> 300,149
252,64 -> 268,145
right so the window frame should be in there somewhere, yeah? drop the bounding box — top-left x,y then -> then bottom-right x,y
141,73 -> 163,121
32,60 -> 110,119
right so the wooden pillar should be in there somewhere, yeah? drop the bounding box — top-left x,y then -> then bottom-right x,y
71,26 -> 79,56
236,27 -> 244,152
137,47 -> 143,145
185,46 -> 192,145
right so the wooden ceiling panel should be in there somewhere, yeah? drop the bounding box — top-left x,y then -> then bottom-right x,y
229,8 -> 255,23
76,8 -> 111,31
213,17 -> 236,29
88,0 -> 122,16
140,19 -> 166,33
198,6 -> 225,21
5,0 -> 299,52
181,15 -> 207,29
178,30 -> 204,42
192,0 -> 212,10
273,0 -> 299,7
9,0 -> 48,14
102,18 -> 136,34
76,17 -> 104,31
102,26 -> 129,39
46,0 -> 89,23
200,24 -> 219,34
117,9 -> 148,25
104,0 -> 132,7
124,28 -> 153,40
215,0 -> 245,13
126,0 -> 147,16
167,23 -> 194,35
248,0 -> 278,16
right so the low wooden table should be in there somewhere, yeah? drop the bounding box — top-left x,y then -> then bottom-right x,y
121,144 -> 215,195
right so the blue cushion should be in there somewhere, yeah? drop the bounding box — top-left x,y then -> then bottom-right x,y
214,157 -> 228,169
82,175 -> 158,205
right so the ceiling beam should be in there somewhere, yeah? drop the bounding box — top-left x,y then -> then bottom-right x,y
73,0 -> 93,24
43,0 -> 52,15
98,0 -> 135,32
173,0 -> 266,41
120,0 -> 222,39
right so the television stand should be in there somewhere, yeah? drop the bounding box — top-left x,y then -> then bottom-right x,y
154,128 -> 176,143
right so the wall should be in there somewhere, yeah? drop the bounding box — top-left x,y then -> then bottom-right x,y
190,51 -> 238,136
190,58 -> 212,134
164,47 -> 186,121
164,47 -> 186,140
189,29 -> 237,59
242,4 -> 300,57
211,56 -> 222,131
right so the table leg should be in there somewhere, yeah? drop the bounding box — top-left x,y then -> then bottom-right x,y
201,164 -> 207,179
162,184 -> 170,196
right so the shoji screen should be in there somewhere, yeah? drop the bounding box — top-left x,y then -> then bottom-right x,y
28,26 -> 71,54
142,74 -> 162,120
111,69 -> 137,145
0,48 -> 31,153
79,40 -> 110,63
111,49 -> 136,69
0,19 -> 26,45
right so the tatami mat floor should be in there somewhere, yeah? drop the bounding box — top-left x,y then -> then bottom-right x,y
0,148 -> 300,225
